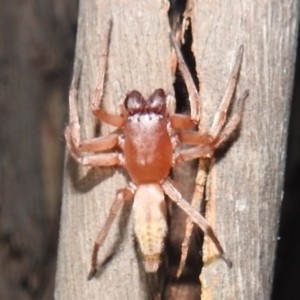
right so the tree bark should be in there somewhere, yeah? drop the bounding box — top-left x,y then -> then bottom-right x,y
55,0 -> 299,299
190,1 -> 299,299
55,1 -> 172,299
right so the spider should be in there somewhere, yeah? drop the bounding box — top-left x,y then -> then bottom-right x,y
65,21 -> 249,280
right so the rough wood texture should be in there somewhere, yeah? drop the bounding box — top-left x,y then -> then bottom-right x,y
190,1 -> 299,299
55,1 -> 172,299
55,0 -> 299,299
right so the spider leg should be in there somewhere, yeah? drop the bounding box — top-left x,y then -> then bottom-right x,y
65,127 -> 122,167
77,153 -> 122,167
92,108 -> 125,128
92,20 -> 112,111
67,60 -> 83,148
166,92 -> 196,130
165,93 -> 176,117
78,134 -> 120,152
173,91 -> 248,276
172,46 -> 248,277
161,178 -> 232,268
66,133 -> 122,167
209,45 -> 244,138
91,20 -> 125,127
171,34 -> 200,123
170,114 -> 197,129
177,131 -> 211,145
174,144 -> 213,164
174,90 -> 249,164
88,186 -> 135,280
175,159 -> 211,278
65,62 -> 122,166
214,90 -> 249,147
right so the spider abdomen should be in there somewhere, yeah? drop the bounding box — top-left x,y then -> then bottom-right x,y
133,183 -> 168,272
124,113 -> 173,184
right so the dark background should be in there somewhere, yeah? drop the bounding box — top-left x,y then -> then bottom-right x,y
0,1 -> 299,299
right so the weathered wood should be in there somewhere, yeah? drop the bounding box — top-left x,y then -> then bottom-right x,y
190,1 -> 298,299
56,1 -> 299,299
55,1 -> 172,299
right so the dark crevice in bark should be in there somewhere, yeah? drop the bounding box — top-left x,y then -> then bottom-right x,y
163,2 -> 203,299
272,22 -> 300,300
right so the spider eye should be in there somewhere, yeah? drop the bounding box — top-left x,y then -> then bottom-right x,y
125,91 -> 146,115
146,89 -> 166,114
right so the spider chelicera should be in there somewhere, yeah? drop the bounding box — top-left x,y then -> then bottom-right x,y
65,21 -> 249,279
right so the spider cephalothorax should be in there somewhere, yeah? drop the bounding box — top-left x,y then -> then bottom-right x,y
65,21 -> 249,279
123,89 -> 173,185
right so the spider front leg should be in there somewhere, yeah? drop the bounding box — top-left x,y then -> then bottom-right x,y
90,20 -> 126,128
171,34 -> 201,123
209,45 -> 245,138
65,61 -> 123,167
175,89 -> 249,163
88,185 -> 135,280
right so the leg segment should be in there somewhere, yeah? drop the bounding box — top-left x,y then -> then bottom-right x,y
170,114 -> 198,129
214,90 -> 249,147
91,20 -> 125,127
175,90 -> 249,164
175,159 -> 210,278
92,109 -> 125,128
65,22 -> 126,166
171,34 -> 200,123
166,94 -> 196,129
161,178 -> 232,268
171,46 -> 248,276
67,60 -> 83,149
76,152 -> 122,167
209,46 -> 245,138
166,93 -> 176,117
65,72 -> 122,166
175,143 -> 214,164
65,126 -> 122,167
88,186 -> 135,279
177,131 -> 212,145
78,134 -> 119,152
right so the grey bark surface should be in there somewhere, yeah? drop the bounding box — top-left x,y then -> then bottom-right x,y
190,1 -> 299,299
55,1 -> 172,299
55,0 -> 299,299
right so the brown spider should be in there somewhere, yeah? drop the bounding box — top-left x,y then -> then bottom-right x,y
65,21 -> 249,279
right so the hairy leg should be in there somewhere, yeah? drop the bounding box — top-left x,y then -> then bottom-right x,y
161,179 -> 232,268
91,20 -> 125,127
65,61 -> 122,166
175,159 -> 211,277
214,90 -> 249,147
170,29 -> 247,278
88,186 -> 135,279
171,34 -> 200,123
174,90 -> 248,275
209,46 -> 245,138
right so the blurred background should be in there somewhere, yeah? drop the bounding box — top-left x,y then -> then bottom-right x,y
0,1 -> 299,299
0,1 -> 78,299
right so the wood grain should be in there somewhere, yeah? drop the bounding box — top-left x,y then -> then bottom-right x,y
191,1 -> 298,299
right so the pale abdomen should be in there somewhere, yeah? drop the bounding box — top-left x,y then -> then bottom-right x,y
132,184 -> 168,272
